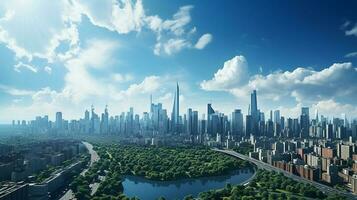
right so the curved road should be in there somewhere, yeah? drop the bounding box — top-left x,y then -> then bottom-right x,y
214,149 -> 357,200
59,141 -> 99,200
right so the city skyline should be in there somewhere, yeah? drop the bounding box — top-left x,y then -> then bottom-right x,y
11,86 -> 357,142
1,1 -> 357,198
9,86 -> 357,125
0,0 -> 357,123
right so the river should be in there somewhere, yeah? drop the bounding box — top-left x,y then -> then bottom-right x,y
123,168 -> 255,200
60,143 -> 255,200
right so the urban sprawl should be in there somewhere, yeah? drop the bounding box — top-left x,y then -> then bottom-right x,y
7,84 -> 357,197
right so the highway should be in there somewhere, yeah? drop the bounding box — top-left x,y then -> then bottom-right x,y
59,141 -> 99,200
214,148 -> 357,200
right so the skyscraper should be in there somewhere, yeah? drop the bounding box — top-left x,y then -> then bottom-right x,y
207,103 -> 215,135
85,110 -> 89,121
231,109 -> 243,137
251,90 -> 258,121
273,110 -> 281,124
192,111 -> 198,135
250,90 -> 259,136
55,112 -> 63,130
300,107 -> 310,138
187,108 -> 193,135
171,83 -> 180,133
101,105 -> 109,134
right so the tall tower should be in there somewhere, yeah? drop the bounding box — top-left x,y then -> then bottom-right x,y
55,112 -> 63,130
300,107 -> 310,138
171,83 -> 180,133
207,103 -> 215,135
251,90 -> 258,120
101,105 -> 109,134
250,90 -> 259,136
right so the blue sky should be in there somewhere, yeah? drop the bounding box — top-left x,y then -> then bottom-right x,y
0,0 -> 357,123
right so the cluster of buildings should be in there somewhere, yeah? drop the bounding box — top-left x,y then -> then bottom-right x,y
0,140 -> 87,200
224,136 -> 357,194
12,84 -> 357,143
9,84 -> 357,195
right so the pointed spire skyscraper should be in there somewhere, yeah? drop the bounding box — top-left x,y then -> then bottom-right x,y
171,82 -> 180,133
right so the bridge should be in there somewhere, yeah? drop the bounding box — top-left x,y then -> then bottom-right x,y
214,148 -> 357,199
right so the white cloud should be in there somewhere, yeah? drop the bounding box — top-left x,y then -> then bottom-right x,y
0,1 -> 212,121
62,39 -> 119,103
44,66 -> 52,74
345,24 -> 357,36
0,84 -> 35,96
345,51 -> 357,58
161,5 -> 193,36
194,33 -> 212,49
14,62 -> 38,73
145,5 -> 211,55
312,99 -> 357,118
0,0 -> 80,62
111,73 -> 133,82
200,56 -> 248,91
0,38 -> 182,122
146,15 -> 162,32
12,98 -> 23,103
122,76 -> 160,96
162,38 -> 190,55
201,55 -> 357,117
0,0 -> 211,62
112,0 -> 145,34
75,0 -> 145,34
75,1 -> 209,55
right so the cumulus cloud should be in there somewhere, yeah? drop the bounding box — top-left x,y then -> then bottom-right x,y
200,56 -> 248,91
0,38 -> 183,122
312,99 -> 357,118
194,33 -> 212,49
201,55 -> 357,117
75,1 -> 210,55
62,39 -> 120,103
75,0 -> 145,34
0,0 -> 211,65
118,76 -> 161,97
0,0 -> 80,62
145,5 -> 212,55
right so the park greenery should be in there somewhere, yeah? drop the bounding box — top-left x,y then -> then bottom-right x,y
68,143 -> 347,200
95,144 -> 251,181
68,143 -> 251,199
198,169 -> 346,200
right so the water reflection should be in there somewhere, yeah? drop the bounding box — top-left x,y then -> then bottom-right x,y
123,168 -> 254,200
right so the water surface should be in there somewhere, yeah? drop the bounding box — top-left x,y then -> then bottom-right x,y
123,168 -> 254,200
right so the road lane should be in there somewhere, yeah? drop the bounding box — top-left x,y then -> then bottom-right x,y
214,149 -> 356,200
